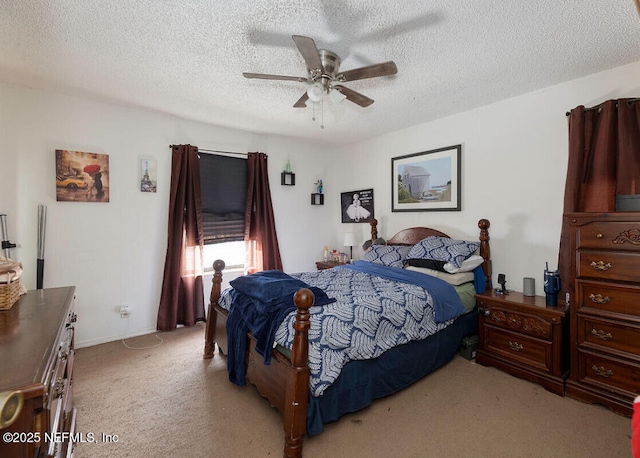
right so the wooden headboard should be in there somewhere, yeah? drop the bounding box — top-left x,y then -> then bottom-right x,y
367,218 -> 492,291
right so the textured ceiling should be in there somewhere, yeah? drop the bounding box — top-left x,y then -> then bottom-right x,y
2,1 -> 640,145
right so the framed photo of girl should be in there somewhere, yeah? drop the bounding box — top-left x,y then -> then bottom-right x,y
391,144 -> 461,212
341,189 -> 374,223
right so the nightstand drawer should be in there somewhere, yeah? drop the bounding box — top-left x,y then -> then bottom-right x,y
483,326 -> 552,373
577,250 -> 640,283
479,306 -> 553,340
576,350 -> 640,396
576,279 -> 640,318
578,315 -> 640,356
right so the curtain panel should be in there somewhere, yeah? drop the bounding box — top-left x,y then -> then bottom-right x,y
244,152 -> 283,273
560,98 -> 640,287
157,145 -> 205,331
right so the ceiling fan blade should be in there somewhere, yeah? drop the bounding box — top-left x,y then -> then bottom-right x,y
243,72 -> 308,83
293,92 -> 309,108
336,61 -> 398,82
292,35 -> 323,72
333,85 -> 374,108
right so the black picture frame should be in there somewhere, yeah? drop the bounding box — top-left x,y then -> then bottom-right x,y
341,189 -> 374,223
391,144 -> 461,212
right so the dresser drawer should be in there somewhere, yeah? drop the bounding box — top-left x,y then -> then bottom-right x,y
576,280 -> 640,319
577,222 -> 640,252
577,250 -> 640,283
481,306 -> 552,340
578,315 -> 640,356
577,350 -> 640,396
483,326 -> 553,373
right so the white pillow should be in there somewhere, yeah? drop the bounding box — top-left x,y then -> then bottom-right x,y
404,265 -> 474,286
443,255 -> 484,274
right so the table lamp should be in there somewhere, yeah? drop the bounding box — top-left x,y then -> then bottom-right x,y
343,232 -> 357,263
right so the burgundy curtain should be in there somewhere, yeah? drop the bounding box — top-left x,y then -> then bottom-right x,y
244,152 -> 283,273
559,98 -> 640,285
157,145 -> 205,331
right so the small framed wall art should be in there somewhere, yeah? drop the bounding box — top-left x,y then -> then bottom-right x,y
140,158 -> 157,193
55,149 -> 110,202
391,144 -> 461,212
341,188 -> 374,223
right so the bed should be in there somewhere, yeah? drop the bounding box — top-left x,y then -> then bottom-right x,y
203,219 -> 492,458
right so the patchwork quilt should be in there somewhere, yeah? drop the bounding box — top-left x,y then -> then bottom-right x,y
220,261 -> 466,397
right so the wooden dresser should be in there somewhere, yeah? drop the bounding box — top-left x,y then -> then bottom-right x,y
564,212 -> 640,416
0,286 -> 77,457
475,291 -> 569,396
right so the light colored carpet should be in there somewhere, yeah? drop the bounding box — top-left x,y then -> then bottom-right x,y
72,324 -> 632,457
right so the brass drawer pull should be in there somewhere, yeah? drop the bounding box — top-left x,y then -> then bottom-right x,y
591,328 -> 613,341
589,293 -> 611,304
590,261 -> 612,271
508,341 -> 523,352
596,233 -> 603,239
591,365 -> 613,378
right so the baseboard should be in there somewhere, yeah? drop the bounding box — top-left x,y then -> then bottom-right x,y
76,327 -> 158,349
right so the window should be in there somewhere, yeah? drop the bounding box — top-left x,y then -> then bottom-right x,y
199,153 -> 247,244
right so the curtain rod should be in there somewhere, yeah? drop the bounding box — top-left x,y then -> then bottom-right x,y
565,98 -> 640,116
168,145 -> 247,156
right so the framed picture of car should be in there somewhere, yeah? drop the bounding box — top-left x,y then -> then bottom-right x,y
55,149 -> 110,202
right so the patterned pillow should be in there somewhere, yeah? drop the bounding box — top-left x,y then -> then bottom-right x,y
406,236 -> 480,269
362,245 -> 412,268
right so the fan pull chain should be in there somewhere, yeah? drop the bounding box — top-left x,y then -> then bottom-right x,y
321,97 -> 324,129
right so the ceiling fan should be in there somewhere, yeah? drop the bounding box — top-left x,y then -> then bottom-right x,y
243,35 -> 397,108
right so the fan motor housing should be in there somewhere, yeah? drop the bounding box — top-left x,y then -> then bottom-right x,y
316,50 -> 341,79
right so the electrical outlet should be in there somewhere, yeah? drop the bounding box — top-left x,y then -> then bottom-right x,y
120,305 -> 131,318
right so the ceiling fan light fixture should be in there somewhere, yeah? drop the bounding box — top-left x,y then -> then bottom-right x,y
306,84 -> 324,102
329,88 -> 346,105
304,98 -> 318,109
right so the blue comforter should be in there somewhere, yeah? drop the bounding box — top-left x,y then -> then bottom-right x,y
226,270 -> 336,386
223,262 -> 470,397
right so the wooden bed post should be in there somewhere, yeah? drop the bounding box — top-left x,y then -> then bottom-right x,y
478,219 -> 492,291
283,288 -> 314,458
370,218 -> 378,240
204,259 -> 225,359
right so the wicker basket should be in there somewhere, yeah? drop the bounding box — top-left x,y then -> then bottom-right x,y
0,278 -> 22,311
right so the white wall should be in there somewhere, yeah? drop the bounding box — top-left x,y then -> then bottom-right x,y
0,83 -> 331,347
330,60 -> 640,297
1,60 -> 638,347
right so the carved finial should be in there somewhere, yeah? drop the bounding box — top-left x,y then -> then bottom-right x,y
293,288 -> 315,309
213,259 -> 226,272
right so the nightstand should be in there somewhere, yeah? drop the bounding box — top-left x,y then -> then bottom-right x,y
315,261 -> 348,270
475,291 -> 569,396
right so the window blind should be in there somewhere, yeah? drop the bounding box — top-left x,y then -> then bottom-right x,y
199,153 -> 247,244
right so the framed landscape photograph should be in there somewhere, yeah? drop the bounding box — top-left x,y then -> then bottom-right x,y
391,144 -> 461,212
341,188 -> 374,223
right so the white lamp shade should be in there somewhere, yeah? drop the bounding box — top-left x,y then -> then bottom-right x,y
343,232 -> 357,247
307,84 -> 324,102
329,88 -> 346,105
304,99 -> 319,109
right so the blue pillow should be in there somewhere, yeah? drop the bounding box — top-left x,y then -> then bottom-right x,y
362,245 -> 412,268
406,236 -> 479,269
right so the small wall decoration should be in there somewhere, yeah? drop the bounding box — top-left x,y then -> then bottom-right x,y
140,158 -> 157,193
55,149 -> 110,202
341,188 -> 374,223
391,144 -> 461,212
